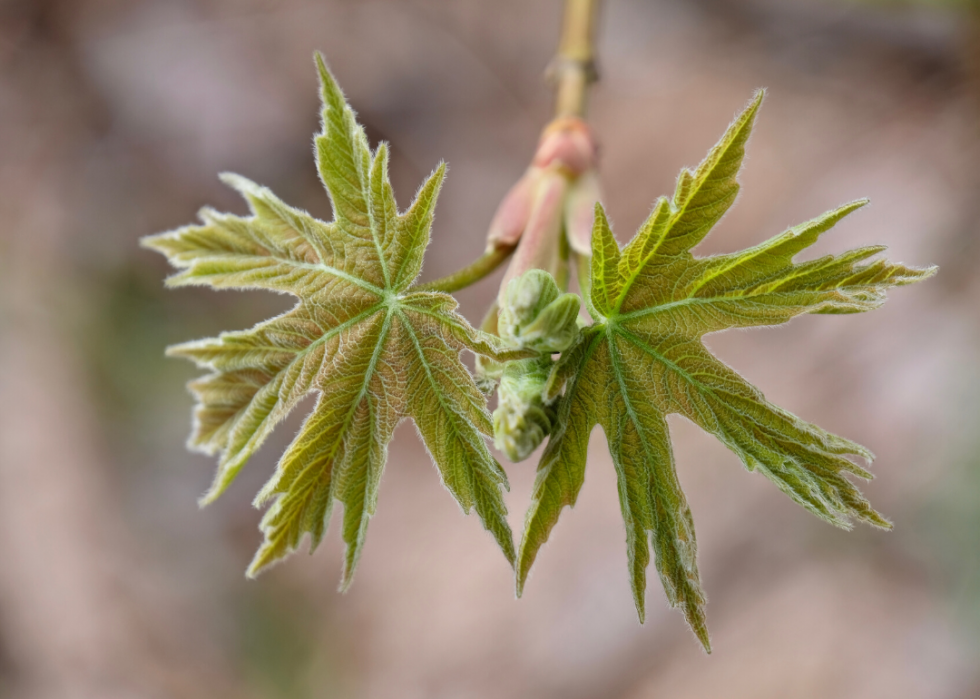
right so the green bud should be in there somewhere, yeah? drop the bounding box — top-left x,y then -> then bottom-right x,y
498,270 -> 580,353
493,357 -> 556,462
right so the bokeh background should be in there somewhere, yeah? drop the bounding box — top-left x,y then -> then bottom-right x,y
1,0 -> 979,697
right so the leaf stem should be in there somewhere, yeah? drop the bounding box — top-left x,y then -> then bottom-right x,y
414,245 -> 515,293
551,0 -> 600,118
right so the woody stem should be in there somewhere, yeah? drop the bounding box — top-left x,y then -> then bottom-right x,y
552,0 -> 600,118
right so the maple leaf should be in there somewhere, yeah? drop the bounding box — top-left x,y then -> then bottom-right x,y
143,53 -> 529,585
515,90 -> 936,651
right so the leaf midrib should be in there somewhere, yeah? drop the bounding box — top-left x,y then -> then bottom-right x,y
610,110 -> 754,316
392,175 -> 439,290
608,325 -> 705,405
284,257 -> 385,295
610,325 -> 843,462
218,304 -> 383,480
396,307 -> 496,495
614,285 -> 863,323
611,188 -> 720,316
606,330 -> 657,525
191,245 -> 386,296
267,305 -> 393,518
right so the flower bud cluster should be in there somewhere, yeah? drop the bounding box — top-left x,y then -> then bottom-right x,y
498,270 -> 581,353
482,116 -> 600,463
491,271 -> 580,462
493,357 -> 555,463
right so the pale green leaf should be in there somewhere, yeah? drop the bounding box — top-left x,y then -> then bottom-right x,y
144,53 -> 526,586
518,91 -> 936,651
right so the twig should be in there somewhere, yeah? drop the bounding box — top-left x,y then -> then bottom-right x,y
550,0 -> 601,117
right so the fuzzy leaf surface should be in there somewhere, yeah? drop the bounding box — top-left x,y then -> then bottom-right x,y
517,91 -> 936,650
144,53 -> 527,585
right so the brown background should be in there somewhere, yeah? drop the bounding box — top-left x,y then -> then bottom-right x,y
1,0 -> 978,697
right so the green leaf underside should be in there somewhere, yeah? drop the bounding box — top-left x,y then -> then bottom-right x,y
517,90 -> 936,651
143,53 -> 529,586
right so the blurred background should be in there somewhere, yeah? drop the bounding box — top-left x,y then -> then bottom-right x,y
1,0 -> 978,696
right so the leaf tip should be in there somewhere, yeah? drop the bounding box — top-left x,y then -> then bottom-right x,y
835,198 -> 871,219
197,485 -> 222,508
246,521 -> 293,579
253,479 -> 279,508
245,547 -> 275,580
634,599 -> 646,625
338,563 -> 357,594
748,87 -> 766,115
515,576 -> 526,599
495,527 -> 517,569
865,509 -> 894,531
735,88 -> 764,130
217,171 -> 257,198
733,88 -> 765,139
198,456 -> 246,507
313,49 -> 330,83
164,340 -> 199,362
139,232 -> 164,252
314,50 -> 343,113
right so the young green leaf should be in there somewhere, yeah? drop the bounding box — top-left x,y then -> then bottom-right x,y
143,53 -> 529,586
517,90 -> 936,651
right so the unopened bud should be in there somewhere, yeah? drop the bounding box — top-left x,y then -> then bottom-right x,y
498,270 -> 580,353
487,117 -> 603,302
486,171 -> 538,249
493,357 -> 556,462
532,116 -> 597,177
564,169 -> 601,257
495,170 -> 568,305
